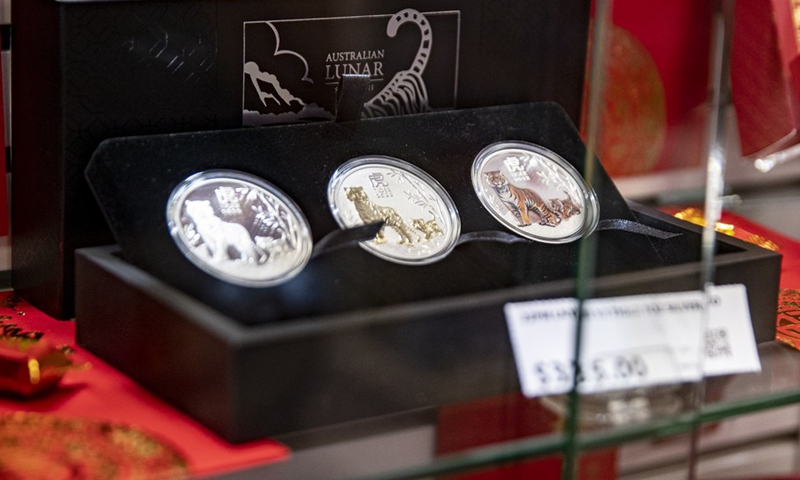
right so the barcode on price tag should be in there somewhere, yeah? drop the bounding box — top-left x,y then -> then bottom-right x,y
703,284 -> 761,376
505,285 -> 760,398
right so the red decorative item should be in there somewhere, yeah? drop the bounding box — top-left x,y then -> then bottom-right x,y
731,0 -> 800,158
0,338 -> 84,397
776,289 -> 800,351
586,0 -> 713,177
0,412 -> 189,480
584,23 -> 667,177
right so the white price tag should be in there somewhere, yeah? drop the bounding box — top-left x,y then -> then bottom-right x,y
505,285 -> 760,398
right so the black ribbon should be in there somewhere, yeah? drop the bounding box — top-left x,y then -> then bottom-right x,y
311,223 -> 384,259
455,219 -> 681,246
596,219 -> 681,240
335,74 -> 371,122
455,231 -> 531,246
312,218 -> 680,257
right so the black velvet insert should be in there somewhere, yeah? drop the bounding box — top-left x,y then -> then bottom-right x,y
86,102 -> 670,325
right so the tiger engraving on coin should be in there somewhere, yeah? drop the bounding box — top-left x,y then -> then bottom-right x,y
472,142 -> 598,243
345,186 -> 418,245
482,171 -> 562,228
184,199 -> 269,265
167,170 -> 312,286
412,213 -> 445,241
328,156 -> 460,265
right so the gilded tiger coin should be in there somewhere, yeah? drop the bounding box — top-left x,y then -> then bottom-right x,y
328,156 -> 460,265
472,141 -> 599,243
167,170 -> 312,286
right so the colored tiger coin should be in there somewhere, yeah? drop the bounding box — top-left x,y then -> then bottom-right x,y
166,170 -> 312,287
472,141 -> 599,243
328,156 -> 461,265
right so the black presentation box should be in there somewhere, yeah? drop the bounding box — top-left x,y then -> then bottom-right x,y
11,0 -> 590,319
75,103 -> 781,442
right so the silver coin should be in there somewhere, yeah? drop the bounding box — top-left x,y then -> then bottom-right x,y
328,156 -> 461,265
472,141 -> 599,243
166,170 -> 312,287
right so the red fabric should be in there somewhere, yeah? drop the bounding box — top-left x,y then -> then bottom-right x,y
718,211 -> 800,289
0,293 -> 290,477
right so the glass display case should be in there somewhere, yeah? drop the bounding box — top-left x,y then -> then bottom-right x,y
4,0 -> 800,479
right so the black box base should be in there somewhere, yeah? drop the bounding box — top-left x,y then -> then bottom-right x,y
75,205 -> 781,443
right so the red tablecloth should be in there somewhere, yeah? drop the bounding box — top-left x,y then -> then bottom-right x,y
0,293 -> 289,478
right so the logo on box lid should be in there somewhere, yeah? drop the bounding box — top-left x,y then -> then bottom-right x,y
243,9 -> 460,126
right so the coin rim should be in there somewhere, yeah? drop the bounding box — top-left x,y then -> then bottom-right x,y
471,141 -> 600,244
166,169 -> 313,287
328,155 -> 461,265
